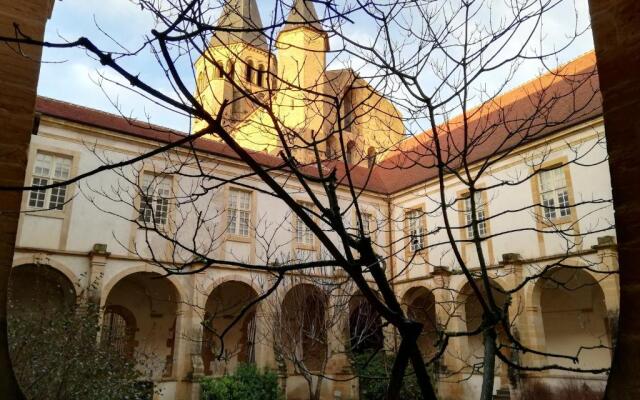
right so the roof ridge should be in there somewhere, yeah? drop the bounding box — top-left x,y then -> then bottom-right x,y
385,50 -> 597,162
36,96 -> 187,136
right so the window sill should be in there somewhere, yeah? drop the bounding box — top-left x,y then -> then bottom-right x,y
226,234 -> 251,243
25,209 -> 66,220
295,243 -> 316,251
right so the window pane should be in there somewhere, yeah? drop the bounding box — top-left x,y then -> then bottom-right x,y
33,153 -> 52,177
53,157 -> 71,179
49,185 -> 67,210
28,177 -> 48,208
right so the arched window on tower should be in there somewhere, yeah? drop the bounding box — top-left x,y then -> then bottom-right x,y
325,135 -> 338,159
215,60 -> 224,79
346,140 -> 356,164
246,60 -> 254,83
226,60 -> 235,81
367,147 -> 376,168
197,71 -> 206,94
257,64 -> 265,87
343,89 -> 355,131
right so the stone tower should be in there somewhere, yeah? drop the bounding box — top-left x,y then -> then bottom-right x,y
274,0 -> 329,143
192,0 -> 274,133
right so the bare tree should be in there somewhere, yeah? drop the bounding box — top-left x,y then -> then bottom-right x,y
0,1 -> 617,400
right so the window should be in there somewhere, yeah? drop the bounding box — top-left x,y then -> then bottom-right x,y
539,167 -> 571,220
406,209 -> 425,252
346,141 -> 356,164
226,60 -> 235,81
28,152 -> 72,210
246,60 -> 254,83
227,188 -> 251,237
361,212 -> 372,236
256,65 -> 264,87
215,60 -> 224,78
295,202 -> 314,246
464,192 -> 487,239
367,147 -> 376,168
138,174 -> 171,225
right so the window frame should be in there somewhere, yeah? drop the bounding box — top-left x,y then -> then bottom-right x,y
292,201 -> 319,261
137,172 -> 173,228
226,187 -> 253,242
531,159 -> 576,226
27,151 -> 73,212
460,190 -> 490,240
404,206 -> 427,257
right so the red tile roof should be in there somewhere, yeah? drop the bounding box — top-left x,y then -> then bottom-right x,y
35,51 -> 601,196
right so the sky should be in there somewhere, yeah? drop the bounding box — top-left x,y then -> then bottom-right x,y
37,0 -> 595,133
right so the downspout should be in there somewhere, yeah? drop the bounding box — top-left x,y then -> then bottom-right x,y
386,196 -> 399,352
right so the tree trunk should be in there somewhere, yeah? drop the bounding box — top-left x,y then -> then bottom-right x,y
480,327 -> 497,400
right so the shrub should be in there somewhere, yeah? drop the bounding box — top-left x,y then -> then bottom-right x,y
519,380 -> 604,400
351,351 -> 427,400
8,301 -> 152,400
200,363 -> 283,400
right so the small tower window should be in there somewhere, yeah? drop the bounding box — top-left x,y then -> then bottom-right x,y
257,64 -> 265,87
246,60 -> 254,83
197,71 -> 206,94
226,60 -> 235,81
346,140 -> 356,164
215,61 -> 224,78
367,147 -> 376,168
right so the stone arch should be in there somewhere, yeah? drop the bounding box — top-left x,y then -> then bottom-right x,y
8,262 -> 77,316
402,286 -> 438,358
102,304 -> 137,358
281,283 -> 328,371
101,264 -> 188,308
532,267 -> 612,373
102,270 -> 182,380
348,292 -> 383,354
12,255 -> 82,294
201,280 -> 260,375
456,278 -> 509,366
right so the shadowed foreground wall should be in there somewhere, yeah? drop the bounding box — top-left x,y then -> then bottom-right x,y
589,0 -> 640,399
0,1 -> 53,398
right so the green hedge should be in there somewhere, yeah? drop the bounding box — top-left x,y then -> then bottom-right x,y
200,364 -> 283,400
352,351 -> 423,400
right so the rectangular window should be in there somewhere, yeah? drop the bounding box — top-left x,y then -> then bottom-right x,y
228,188 -> 251,237
406,209 -> 425,252
295,202 -> 314,246
464,192 -> 487,239
361,212 -> 372,236
28,152 -> 72,210
138,174 -> 171,225
539,167 -> 571,220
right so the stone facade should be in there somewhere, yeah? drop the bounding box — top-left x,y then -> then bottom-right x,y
5,1 -> 621,400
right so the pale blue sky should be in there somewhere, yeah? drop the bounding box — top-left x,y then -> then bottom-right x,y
37,0 -> 595,133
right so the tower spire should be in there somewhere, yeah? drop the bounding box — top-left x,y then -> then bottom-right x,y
210,0 -> 267,50
281,0 -> 324,34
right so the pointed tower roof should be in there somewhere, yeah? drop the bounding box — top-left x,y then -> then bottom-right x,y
281,0 -> 324,34
210,0 -> 267,50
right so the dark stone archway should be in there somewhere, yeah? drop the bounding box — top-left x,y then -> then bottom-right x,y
588,1 -> 640,398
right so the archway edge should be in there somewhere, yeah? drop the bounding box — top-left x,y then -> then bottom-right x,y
12,255 -> 80,298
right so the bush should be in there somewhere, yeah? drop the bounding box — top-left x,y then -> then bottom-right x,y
519,380 -> 604,400
8,301 -> 152,400
200,363 -> 283,400
351,351 -> 426,400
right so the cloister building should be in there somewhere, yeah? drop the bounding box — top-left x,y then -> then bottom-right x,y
10,1 -> 618,399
